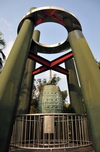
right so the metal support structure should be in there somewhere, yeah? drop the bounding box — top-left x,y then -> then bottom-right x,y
0,19 -> 34,152
65,58 -> 84,114
35,10 -> 65,26
0,6 -> 99,152
28,51 -> 73,75
17,30 -> 40,114
68,30 -> 100,152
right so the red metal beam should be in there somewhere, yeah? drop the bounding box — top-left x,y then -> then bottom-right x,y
44,10 -> 58,16
32,66 -> 49,75
35,15 -> 48,26
52,15 -> 65,26
44,10 -> 65,26
32,65 -> 69,76
29,51 -> 73,76
36,10 -> 58,26
29,51 -> 73,67
52,66 -> 69,75
28,52 -> 50,67
35,10 -> 65,26
51,51 -> 73,67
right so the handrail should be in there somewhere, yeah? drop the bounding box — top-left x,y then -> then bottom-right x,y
11,113 -> 92,150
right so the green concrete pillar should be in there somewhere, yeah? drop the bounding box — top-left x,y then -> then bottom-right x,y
68,30 -> 100,152
17,30 -> 40,114
0,19 -> 34,152
65,58 -> 84,114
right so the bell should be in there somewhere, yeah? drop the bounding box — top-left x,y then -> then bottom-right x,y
38,85 -> 63,113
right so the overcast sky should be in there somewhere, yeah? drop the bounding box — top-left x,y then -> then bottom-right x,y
0,0 -> 100,102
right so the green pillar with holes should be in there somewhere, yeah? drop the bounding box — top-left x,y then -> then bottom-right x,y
17,30 -> 40,114
68,30 -> 100,152
65,58 -> 84,114
0,18 -> 34,151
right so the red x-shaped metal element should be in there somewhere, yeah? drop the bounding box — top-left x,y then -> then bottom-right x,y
36,10 -> 65,26
28,51 -> 73,75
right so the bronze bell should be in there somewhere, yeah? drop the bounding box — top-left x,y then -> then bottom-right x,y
38,85 -> 63,113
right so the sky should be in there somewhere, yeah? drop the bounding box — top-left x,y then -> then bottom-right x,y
0,0 -> 100,102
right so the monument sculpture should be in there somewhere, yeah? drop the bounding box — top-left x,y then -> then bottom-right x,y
0,6 -> 100,152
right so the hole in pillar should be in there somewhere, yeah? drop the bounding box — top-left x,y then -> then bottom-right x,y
34,22 -> 68,47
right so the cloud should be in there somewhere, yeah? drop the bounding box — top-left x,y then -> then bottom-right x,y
0,18 -> 12,32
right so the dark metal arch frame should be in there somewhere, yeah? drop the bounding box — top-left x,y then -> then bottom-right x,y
18,6 -> 82,54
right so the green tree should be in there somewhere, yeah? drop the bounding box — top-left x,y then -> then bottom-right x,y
0,32 -> 6,70
46,74 -> 61,85
63,103 -> 72,113
61,90 -> 67,103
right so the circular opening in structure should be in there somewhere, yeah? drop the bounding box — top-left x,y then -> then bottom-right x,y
34,22 -> 68,47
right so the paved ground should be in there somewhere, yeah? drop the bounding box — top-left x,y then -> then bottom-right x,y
10,146 -> 95,152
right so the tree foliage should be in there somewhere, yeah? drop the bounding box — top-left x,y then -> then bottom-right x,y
0,32 -> 6,70
61,90 -> 67,102
0,32 -> 5,46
